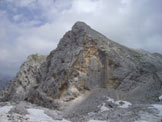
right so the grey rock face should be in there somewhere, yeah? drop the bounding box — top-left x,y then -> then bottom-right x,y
37,21 -> 162,104
0,54 -> 46,102
1,21 -> 162,108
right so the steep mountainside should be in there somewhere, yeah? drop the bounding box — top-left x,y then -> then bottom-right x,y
0,54 -> 46,101
1,22 -> 162,109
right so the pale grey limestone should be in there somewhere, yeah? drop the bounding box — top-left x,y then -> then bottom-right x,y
0,21 -> 162,111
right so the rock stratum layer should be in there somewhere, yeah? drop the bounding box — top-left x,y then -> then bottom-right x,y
1,22 -> 162,108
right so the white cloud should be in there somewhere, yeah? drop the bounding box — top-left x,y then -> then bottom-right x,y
13,14 -> 23,21
72,0 -> 99,13
6,0 -> 37,7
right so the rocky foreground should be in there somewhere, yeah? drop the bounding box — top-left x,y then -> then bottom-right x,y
0,21 -> 162,122
0,94 -> 162,122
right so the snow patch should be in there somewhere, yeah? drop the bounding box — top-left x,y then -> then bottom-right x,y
115,100 -> 132,108
106,97 -> 132,108
0,105 -> 13,113
26,108 -> 71,122
0,105 -> 13,122
26,108 -> 53,121
99,103 -> 110,112
152,104 -> 162,116
159,95 -> 162,100
106,97 -> 115,103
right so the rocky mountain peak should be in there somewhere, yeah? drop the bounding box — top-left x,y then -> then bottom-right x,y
72,21 -> 91,33
1,22 -> 162,109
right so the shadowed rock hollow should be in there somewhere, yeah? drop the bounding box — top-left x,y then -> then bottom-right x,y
1,22 -> 162,109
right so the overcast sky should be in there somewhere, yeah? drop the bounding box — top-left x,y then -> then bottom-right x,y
0,0 -> 162,76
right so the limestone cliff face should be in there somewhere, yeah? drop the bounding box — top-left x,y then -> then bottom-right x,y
35,22 -> 162,104
0,54 -> 46,101
1,22 -> 162,107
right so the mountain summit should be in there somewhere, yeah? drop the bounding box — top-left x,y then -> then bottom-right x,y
1,21 -> 162,109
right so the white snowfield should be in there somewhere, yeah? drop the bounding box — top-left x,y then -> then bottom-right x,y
26,108 -> 54,121
26,108 -> 72,122
0,105 -> 13,113
0,105 -> 13,122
